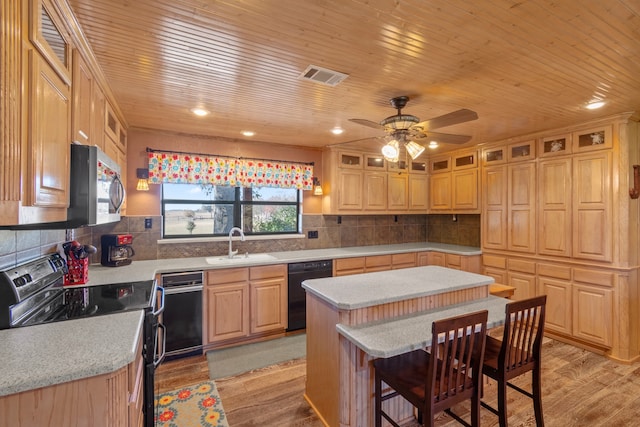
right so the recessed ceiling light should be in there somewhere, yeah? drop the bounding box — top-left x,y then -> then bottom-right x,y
428,141 -> 439,149
331,127 -> 344,135
241,130 -> 255,137
190,108 -> 209,116
586,101 -> 605,110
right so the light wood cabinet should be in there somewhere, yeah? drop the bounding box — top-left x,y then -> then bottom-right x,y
572,284 -> 612,347
408,174 -> 428,210
572,151 -> 612,262
538,157 -> 572,257
71,49 -> 92,144
538,276 -> 572,336
429,150 -> 479,212
337,169 -> 363,210
507,162 -> 536,253
27,50 -> 70,209
482,165 -> 508,250
249,265 -> 287,334
364,172 -> 386,210
206,268 -> 250,343
206,265 -> 286,346
388,173 -> 408,209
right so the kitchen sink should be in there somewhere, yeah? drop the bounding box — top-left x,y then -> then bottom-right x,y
205,253 -> 277,265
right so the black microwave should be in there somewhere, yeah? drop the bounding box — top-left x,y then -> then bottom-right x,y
67,144 -> 125,227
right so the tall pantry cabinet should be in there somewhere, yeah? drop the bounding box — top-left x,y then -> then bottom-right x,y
481,113 -> 640,362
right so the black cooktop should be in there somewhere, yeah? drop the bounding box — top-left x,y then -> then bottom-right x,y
19,280 -> 156,327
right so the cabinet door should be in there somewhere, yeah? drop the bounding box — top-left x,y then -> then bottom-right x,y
507,272 -> 536,301
482,267 -> 507,285
482,166 -> 507,250
408,174 -> 428,211
206,284 -> 249,343
573,152 -> 612,262
538,277 -> 572,336
452,169 -> 478,210
91,82 -> 105,150
507,162 -> 536,253
388,173 -> 408,210
71,50 -> 92,144
338,170 -> 363,210
28,51 -> 70,208
364,172 -> 386,210
250,277 -> 287,334
416,252 -> 429,266
538,158 -> 572,257
573,284 -> 612,347
429,173 -> 451,210
427,251 -> 446,267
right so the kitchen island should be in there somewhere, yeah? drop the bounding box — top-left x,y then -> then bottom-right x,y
302,266 -> 503,427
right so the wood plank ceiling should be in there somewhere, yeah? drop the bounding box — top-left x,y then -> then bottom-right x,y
67,0 -> 640,153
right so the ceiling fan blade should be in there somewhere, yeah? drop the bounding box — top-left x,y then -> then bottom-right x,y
348,118 -> 383,129
418,131 -> 473,144
413,109 -> 478,131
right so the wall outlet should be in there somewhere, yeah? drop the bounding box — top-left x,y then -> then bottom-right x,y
308,230 -> 319,239
144,218 -> 153,229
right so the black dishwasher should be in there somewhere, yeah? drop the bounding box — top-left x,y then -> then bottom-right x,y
287,260 -> 333,331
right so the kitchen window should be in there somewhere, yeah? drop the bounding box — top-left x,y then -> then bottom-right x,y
162,183 -> 301,238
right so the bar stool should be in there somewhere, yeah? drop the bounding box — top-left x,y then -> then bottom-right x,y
481,295 -> 547,427
373,310 -> 488,427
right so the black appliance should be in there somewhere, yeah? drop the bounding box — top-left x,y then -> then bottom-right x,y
0,254 -> 165,427
101,233 -> 135,267
287,260 -> 333,331
160,271 -> 203,360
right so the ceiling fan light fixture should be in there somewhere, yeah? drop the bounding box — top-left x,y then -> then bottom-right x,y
382,140 -> 400,162
405,140 -> 425,159
381,114 -> 419,131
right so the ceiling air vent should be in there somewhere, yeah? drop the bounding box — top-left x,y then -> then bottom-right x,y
298,65 -> 348,87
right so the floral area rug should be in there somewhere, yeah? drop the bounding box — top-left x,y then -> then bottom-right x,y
155,380 -> 229,427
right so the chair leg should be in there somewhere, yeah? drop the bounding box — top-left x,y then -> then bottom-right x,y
532,367 -> 545,427
375,372 -> 382,427
471,391 -> 481,427
497,377 -> 508,427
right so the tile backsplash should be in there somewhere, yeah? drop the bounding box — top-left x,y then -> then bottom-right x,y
0,214 -> 480,268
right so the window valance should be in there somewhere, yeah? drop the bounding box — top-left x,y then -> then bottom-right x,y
147,148 -> 313,190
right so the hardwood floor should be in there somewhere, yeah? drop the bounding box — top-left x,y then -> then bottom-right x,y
155,339 -> 640,426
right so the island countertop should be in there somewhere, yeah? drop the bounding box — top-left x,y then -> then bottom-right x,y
302,265 -> 494,310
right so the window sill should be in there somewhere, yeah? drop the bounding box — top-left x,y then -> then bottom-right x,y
157,233 -> 305,245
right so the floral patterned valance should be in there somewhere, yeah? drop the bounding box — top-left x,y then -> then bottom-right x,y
147,150 -> 313,190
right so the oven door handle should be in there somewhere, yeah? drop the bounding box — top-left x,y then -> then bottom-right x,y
153,284 -> 165,316
164,284 -> 203,294
154,323 -> 166,368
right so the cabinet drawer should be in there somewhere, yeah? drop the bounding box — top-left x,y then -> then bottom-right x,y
366,255 -> 391,268
573,268 -> 614,288
507,258 -> 535,274
392,252 -> 416,266
207,268 -> 249,285
250,264 -> 286,280
446,254 -> 461,267
336,257 -> 366,271
483,254 -> 507,269
537,263 -> 571,280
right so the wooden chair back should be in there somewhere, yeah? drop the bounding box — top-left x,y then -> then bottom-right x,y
499,295 -> 547,378
428,310 -> 488,410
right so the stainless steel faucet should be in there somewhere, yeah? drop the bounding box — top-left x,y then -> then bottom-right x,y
228,227 -> 245,258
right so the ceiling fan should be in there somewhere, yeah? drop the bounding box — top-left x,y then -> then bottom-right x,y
349,96 -> 478,161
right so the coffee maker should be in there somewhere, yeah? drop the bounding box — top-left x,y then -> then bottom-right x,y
101,234 -> 135,267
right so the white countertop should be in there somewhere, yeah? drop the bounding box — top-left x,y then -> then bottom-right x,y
0,311 -> 143,396
0,242 -> 480,397
85,242 -> 481,285
336,296 -> 508,358
302,265 -> 493,310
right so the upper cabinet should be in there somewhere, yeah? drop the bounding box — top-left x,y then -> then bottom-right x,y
322,149 -> 427,214
0,0 -> 127,226
429,149 -> 479,212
